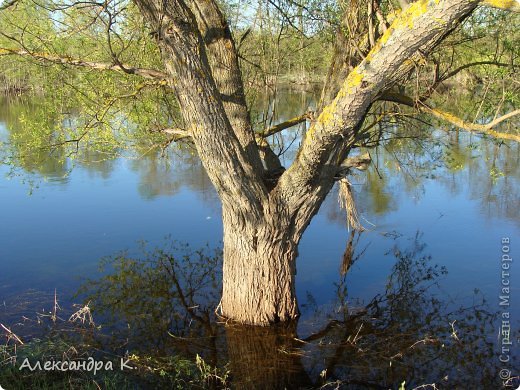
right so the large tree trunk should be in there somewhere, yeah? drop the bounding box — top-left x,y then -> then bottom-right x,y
220,207 -> 299,325
132,0 -> 488,326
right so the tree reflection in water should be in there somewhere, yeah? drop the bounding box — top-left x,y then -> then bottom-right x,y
80,234 -> 516,389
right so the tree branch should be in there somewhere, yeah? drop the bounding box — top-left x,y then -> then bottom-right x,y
380,92 -> 520,142
426,106 -> 520,141
134,0 -> 268,215
259,111 -> 312,138
185,0 -> 263,173
275,0 -> 482,241
0,0 -> 20,11
159,111 -> 313,144
481,0 -> 520,11
439,60 -> 511,83
162,127 -> 192,141
0,47 -> 168,80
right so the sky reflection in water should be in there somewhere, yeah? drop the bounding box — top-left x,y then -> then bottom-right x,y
0,91 -> 519,387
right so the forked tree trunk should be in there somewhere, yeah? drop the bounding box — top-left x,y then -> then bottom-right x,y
132,0 -> 491,326
220,207 -> 300,325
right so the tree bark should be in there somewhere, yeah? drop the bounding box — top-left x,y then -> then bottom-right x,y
220,206 -> 299,325
185,0 -> 264,173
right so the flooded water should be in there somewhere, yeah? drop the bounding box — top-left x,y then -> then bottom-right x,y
0,89 -> 519,388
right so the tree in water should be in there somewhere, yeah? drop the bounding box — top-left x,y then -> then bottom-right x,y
0,0 -> 519,324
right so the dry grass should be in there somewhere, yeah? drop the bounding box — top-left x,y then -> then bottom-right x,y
338,179 -> 365,231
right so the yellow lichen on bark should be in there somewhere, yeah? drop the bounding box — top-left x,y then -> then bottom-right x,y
304,54 -> 368,145
365,26 -> 394,63
386,10 -> 402,23
345,68 -> 365,93
482,0 -> 520,11
426,107 -> 520,142
316,103 -> 339,130
402,0 -> 430,28
365,0 -> 432,63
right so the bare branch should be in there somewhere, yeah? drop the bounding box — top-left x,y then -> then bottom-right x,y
439,60 -> 511,83
265,0 -> 308,38
0,0 -> 20,11
159,111 -> 313,144
381,92 -> 520,142
0,322 -> 24,345
426,106 -> 520,142
162,127 -> 192,141
259,111 -> 312,138
0,47 -> 168,80
339,153 -> 372,172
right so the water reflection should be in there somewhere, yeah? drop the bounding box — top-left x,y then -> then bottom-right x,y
1,90 -> 519,388
441,135 -> 520,226
76,148 -> 118,180
77,235 -> 514,389
317,131 -> 520,230
128,149 -> 216,205
1,90 -> 519,229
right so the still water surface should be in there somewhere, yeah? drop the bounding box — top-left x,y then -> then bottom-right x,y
0,90 -> 518,388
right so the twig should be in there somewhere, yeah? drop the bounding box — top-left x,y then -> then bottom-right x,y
0,322 -> 24,345
450,320 -> 460,342
0,47 -> 168,80
69,301 -> 95,326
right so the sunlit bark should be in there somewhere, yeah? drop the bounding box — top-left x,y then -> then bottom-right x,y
482,0 -> 520,11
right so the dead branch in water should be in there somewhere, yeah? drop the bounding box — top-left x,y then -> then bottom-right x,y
69,301 -> 95,326
0,322 -> 24,345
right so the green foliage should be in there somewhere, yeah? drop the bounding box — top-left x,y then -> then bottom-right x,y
0,335 -> 218,389
0,0 -> 179,170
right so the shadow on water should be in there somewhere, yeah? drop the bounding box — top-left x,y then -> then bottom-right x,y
60,233 -> 517,389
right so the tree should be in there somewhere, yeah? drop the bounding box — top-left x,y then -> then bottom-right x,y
1,0 -> 519,325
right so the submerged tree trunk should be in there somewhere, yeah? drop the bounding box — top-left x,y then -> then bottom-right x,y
225,322 -> 312,389
220,207 -> 299,325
